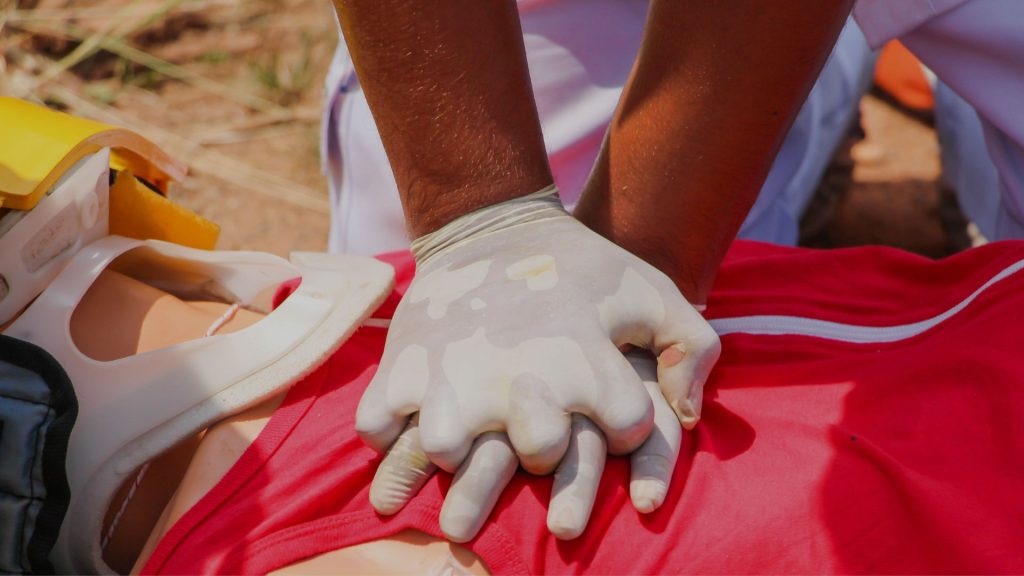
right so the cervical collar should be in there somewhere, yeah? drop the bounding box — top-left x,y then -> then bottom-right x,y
1,147 -> 219,327
0,151 -> 110,327
5,235 -> 395,574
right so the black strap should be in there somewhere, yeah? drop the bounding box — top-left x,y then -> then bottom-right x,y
0,335 -> 78,574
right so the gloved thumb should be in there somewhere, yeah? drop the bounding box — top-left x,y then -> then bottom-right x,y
653,301 -> 720,429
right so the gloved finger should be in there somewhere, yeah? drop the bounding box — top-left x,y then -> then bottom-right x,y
369,417 -> 437,515
507,374 -> 571,475
356,344 -> 431,452
629,380 -> 682,514
440,432 -> 518,543
652,300 -> 721,429
584,342 -> 654,455
418,381 -> 474,473
356,377 -> 408,453
547,415 -> 607,540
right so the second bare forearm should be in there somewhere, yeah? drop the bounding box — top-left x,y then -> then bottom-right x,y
332,0 -> 552,237
575,0 -> 854,303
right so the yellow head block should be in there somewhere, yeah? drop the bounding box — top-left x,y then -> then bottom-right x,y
110,170 -> 219,250
0,97 -> 185,210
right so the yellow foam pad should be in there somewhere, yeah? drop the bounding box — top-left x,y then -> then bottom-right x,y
0,97 -> 186,210
110,170 -> 219,250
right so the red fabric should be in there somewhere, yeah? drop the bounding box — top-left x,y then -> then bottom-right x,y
142,241 -> 1024,575
270,277 -> 301,310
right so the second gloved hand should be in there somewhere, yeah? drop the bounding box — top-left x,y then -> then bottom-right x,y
369,351 -> 684,542
356,185 -> 719,475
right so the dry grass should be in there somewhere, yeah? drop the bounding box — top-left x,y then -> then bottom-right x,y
2,0 -> 337,254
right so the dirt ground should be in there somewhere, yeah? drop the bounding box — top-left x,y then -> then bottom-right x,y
1,0 -> 969,257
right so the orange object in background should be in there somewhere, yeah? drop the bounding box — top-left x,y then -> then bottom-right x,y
874,40 -> 934,113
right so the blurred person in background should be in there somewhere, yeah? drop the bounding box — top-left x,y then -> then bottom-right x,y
323,1 -> 1024,254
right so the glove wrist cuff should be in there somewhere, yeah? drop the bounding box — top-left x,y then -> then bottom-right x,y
411,184 -> 566,265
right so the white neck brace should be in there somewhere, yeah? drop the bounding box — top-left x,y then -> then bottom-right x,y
0,151 -> 110,327
6,235 -> 394,574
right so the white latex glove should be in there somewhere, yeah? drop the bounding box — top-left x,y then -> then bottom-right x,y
357,184 -> 719,475
369,351 -> 682,542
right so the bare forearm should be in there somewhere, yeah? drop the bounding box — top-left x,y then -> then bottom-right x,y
575,0 -> 853,303
332,0 -> 552,237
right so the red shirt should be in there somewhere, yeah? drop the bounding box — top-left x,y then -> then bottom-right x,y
143,241 -> 1024,574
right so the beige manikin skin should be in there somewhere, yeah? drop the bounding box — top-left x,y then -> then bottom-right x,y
63,268 -> 488,575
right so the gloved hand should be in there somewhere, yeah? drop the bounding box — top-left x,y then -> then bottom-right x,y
369,351 -> 683,542
357,185 -> 718,476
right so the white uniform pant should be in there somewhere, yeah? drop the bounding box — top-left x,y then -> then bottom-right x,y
321,0 -> 1024,255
